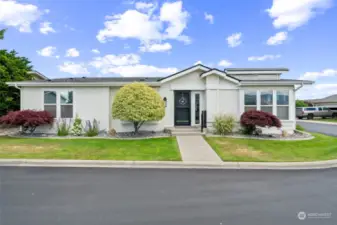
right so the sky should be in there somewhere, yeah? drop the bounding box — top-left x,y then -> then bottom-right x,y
0,0 -> 336,100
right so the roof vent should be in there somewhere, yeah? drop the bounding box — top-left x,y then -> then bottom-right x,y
47,79 -> 51,82
82,76 -> 86,79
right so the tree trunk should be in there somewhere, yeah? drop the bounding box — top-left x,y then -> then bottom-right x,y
133,121 -> 145,134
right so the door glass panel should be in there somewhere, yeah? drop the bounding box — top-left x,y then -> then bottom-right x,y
195,93 -> 200,124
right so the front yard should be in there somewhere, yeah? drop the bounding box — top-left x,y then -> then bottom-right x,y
205,133 -> 337,162
0,137 -> 181,161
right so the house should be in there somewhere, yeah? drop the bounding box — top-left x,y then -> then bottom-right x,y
303,94 -> 337,108
28,70 -> 49,80
6,64 -> 313,134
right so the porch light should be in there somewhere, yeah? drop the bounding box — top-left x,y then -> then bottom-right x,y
163,97 -> 167,107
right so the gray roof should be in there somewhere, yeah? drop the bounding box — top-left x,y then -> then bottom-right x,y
305,94 -> 337,103
225,68 -> 289,72
241,79 -> 312,82
27,77 -> 163,83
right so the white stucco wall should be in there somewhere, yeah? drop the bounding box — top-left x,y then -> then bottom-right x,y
20,87 -> 110,133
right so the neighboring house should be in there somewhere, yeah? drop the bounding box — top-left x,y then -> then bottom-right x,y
28,70 -> 49,80
7,64 -> 313,134
304,94 -> 337,107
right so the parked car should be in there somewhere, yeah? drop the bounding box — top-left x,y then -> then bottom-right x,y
296,107 -> 337,119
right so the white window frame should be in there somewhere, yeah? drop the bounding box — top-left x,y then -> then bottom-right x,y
43,89 -> 75,119
244,90 -> 257,112
276,90 -> 290,120
260,90 -> 273,114
59,91 -> 74,119
43,91 -> 57,118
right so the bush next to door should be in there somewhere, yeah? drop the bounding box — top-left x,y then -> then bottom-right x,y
213,114 -> 236,135
240,110 -> 281,135
112,82 -> 165,133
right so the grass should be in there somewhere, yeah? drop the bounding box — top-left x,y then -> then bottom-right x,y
0,137 -> 181,161
205,133 -> 337,162
296,124 -> 305,131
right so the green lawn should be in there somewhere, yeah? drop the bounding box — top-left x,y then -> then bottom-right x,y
0,137 -> 181,161
205,133 -> 337,162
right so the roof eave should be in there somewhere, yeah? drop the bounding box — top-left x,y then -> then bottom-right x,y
6,81 -> 162,87
240,80 -> 314,86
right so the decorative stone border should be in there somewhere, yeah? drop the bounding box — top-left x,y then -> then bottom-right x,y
205,130 -> 314,141
7,133 -> 172,140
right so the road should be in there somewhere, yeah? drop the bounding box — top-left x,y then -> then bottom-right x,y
0,167 -> 336,225
297,120 -> 337,136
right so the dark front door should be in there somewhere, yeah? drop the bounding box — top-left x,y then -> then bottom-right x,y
174,91 -> 191,126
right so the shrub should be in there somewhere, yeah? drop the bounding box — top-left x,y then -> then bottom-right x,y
71,115 -> 83,136
213,114 -> 236,135
240,110 -> 281,135
108,128 -> 116,136
0,110 -> 53,134
84,119 -> 99,137
296,124 -> 305,131
56,119 -> 70,136
112,82 -> 165,133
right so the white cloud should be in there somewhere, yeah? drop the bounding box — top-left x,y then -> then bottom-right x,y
59,62 -> 89,75
0,0 -> 44,32
89,53 -> 177,77
91,49 -> 100,54
204,12 -> 214,24
37,46 -> 57,57
227,33 -> 242,47
218,59 -> 232,67
90,54 -> 141,69
194,60 -> 202,65
299,69 -> 337,80
65,48 -> 80,58
248,54 -> 281,61
97,1 -> 190,45
139,42 -> 172,52
267,31 -> 288,45
297,83 -> 337,99
135,1 -> 156,14
266,0 -> 332,30
100,64 -> 177,77
160,1 -> 189,42
39,21 -> 55,34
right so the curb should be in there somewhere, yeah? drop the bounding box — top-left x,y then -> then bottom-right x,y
297,120 -> 337,126
0,159 -> 337,170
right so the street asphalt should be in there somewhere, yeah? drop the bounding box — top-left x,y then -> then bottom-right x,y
297,121 -> 337,136
0,167 -> 336,225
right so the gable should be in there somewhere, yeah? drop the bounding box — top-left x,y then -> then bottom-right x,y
161,69 -> 206,90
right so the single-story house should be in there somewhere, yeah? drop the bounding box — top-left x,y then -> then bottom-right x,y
304,94 -> 337,108
7,64 -> 313,134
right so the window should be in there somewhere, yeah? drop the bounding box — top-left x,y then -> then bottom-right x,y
44,90 -> 73,118
244,91 -> 257,112
44,91 -> 57,118
195,93 -> 200,124
60,91 -> 73,118
277,90 -> 289,120
305,107 -> 316,111
260,91 -> 273,114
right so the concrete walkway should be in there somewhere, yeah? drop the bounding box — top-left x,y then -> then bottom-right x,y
176,136 -> 222,163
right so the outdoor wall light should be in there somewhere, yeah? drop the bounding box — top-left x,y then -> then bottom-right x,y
163,97 -> 167,107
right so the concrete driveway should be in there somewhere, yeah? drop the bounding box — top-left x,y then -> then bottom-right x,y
297,120 -> 337,136
0,167 -> 336,225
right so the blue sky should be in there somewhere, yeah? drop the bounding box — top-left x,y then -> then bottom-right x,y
0,0 -> 336,99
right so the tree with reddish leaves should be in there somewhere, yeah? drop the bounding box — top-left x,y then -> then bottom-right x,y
0,110 -> 53,134
240,110 -> 282,135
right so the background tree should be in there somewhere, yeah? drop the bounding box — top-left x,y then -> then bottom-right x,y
296,100 -> 308,107
112,82 -> 165,134
0,50 -> 33,115
0,29 -> 6,40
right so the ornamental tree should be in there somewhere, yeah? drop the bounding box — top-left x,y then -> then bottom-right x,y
112,82 -> 165,133
240,110 -> 281,135
0,110 -> 53,134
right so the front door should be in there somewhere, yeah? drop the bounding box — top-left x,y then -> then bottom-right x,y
174,91 -> 191,126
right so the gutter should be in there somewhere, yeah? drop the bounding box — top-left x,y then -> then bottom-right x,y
294,83 -> 304,92
14,83 -> 21,90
